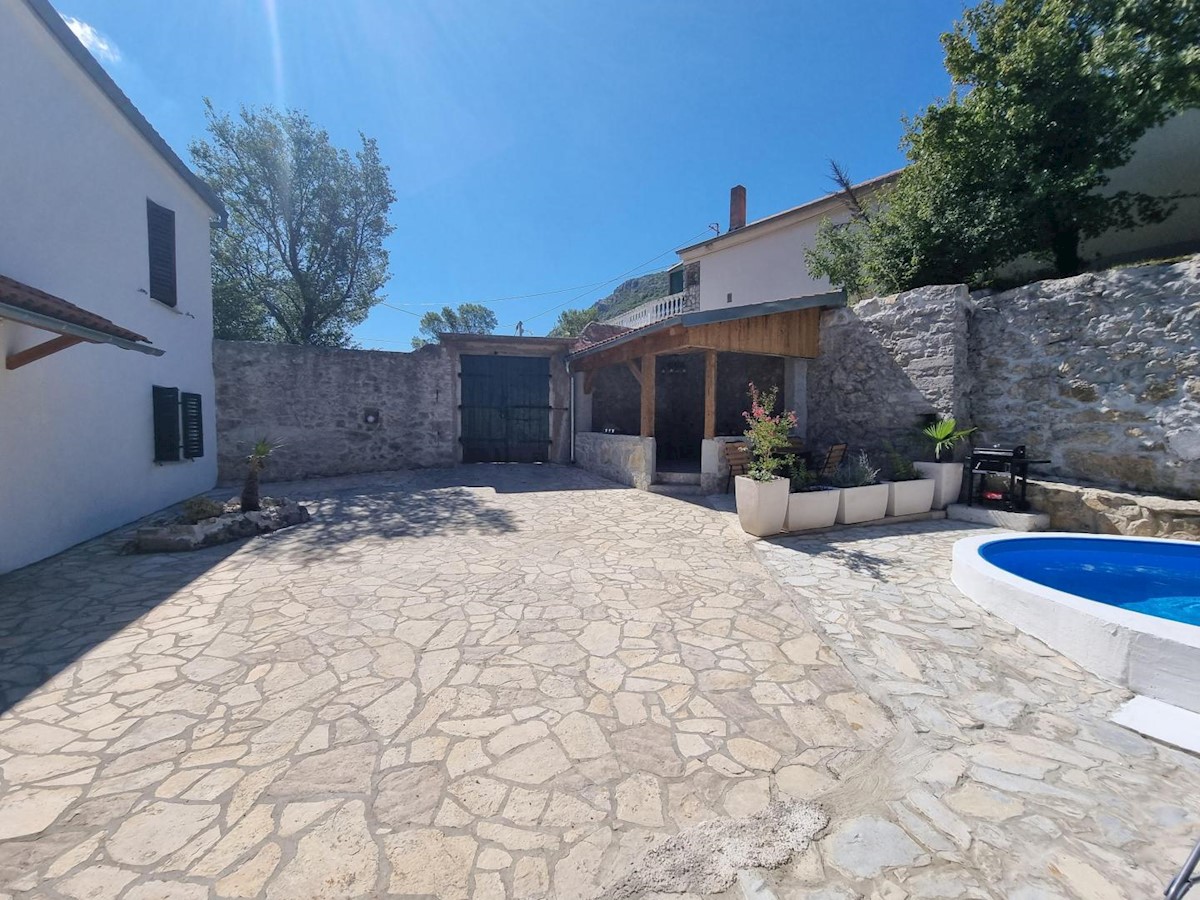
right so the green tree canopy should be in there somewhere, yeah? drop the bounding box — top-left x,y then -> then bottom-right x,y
807,0 -> 1200,294
547,307 -> 599,338
191,101 -> 396,346
411,303 -> 498,349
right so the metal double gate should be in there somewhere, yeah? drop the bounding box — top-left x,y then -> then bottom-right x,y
459,355 -> 551,463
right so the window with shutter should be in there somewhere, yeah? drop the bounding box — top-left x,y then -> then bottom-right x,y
147,199 -> 177,307
181,392 -> 204,459
669,268 -> 684,295
152,385 -> 181,462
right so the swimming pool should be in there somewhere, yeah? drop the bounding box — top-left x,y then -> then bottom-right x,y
979,536 -> 1200,628
953,533 -> 1200,715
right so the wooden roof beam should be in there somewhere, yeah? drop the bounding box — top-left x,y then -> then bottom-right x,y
6,334 -> 88,370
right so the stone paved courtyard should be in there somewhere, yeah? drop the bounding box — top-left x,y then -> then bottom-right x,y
0,466 -> 1197,899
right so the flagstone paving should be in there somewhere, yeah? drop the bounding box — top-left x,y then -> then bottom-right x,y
747,518 -> 1200,900
0,467 -> 869,900
0,466 -> 1196,900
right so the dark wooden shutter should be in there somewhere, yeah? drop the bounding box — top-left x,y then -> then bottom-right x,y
152,385 -> 181,462
181,392 -> 204,459
147,199 -> 177,307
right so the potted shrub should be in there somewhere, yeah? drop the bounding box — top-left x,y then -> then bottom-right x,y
734,383 -> 794,537
885,447 -> 935,516
831,450 -> 888,524
785,459 -> 841,531
914,417 -> 976,509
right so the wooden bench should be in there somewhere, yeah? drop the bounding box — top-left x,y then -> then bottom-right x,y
724,443 -> 751,492
816,442 -> 848,477
724,437 -> 809,492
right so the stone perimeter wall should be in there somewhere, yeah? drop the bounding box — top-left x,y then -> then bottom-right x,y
214,340 -> 456,484
808,284 -> 971,470
808,257 -> 1200,500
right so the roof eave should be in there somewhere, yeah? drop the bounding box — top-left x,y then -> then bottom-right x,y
435,333 -> 576,346
22,0 -> 226,221
676,169 -> 904,257
0,301 -> 164,356
566,291 -> 846,363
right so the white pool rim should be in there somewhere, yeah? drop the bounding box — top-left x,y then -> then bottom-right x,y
951,532 -> 1200,715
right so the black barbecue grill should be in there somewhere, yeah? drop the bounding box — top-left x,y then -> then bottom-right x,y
966,444 -> 1048,511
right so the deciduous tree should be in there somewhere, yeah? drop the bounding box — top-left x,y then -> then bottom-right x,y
191,101 -> 396,346
547,307 -> 599,338
411,303 -> 498,349
807,0 -> 1200,293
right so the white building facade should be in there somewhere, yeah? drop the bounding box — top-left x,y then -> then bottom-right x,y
606,110 -> 1200,330
0,0 -> 223,573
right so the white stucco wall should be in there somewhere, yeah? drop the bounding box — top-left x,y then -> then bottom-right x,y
1082,108 -> 1200,265
0,0 -> 217,573
681,204 -> 854,312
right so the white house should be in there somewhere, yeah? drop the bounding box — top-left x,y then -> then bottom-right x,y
582,111 -> 1198,492
0,0 -> 223,574
605,109 -> 1200,329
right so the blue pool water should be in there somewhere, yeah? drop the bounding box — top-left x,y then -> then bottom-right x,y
980,537 -> 1200,628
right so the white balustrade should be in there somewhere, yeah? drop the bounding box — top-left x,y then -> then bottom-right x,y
603,292 -> 696,329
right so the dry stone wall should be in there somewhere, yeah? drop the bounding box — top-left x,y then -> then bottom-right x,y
214,340 -> 456,484
574,433 -> 655,489
1027,478 -> 1200,539
807,284 -> 972,470
971,259 -> 1199,497
808,257 -> 1199,499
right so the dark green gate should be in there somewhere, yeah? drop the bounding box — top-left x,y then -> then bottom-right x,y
459,355 -> 551,463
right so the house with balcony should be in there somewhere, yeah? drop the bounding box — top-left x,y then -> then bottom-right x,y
573,176 -> 893,492
0,0 -> 224,573
576,110 -> 1200,493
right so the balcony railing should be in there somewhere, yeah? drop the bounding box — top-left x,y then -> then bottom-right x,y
603,291 -> 697,330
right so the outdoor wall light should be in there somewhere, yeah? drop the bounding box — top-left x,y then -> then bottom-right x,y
364,408 -> 381,425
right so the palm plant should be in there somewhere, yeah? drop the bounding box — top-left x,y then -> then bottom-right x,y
241,438 -> 280,512
921,417 -> 976,462
886,443 -> 921,481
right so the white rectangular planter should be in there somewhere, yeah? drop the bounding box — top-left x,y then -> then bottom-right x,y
914,461 -> 964,510
835,483 -> 889,524
735,475 -> 789,537
886,478 -> 935,517
786,488 -> 841,531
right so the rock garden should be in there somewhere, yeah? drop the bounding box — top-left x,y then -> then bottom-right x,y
133,438 -> 310,552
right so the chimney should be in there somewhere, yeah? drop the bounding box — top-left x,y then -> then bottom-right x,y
729,184 -> 746,231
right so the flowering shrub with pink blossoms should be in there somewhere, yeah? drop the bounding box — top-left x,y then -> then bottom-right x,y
742,383 -> 797,482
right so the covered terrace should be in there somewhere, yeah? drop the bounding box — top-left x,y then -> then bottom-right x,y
568,292 -> 844,491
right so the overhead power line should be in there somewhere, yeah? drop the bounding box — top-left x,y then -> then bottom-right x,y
364,225 -> 713,340
507,227 -> 713,328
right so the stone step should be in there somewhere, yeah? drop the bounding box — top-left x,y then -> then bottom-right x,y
648,483 -> 709,498
946,503 -> 1049,531
655,470 -> 702,485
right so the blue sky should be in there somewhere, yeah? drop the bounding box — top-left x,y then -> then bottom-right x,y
59,0 -> 966,346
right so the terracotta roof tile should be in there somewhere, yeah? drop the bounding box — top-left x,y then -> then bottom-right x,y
571,321 -> 631,351
0,274 -> 151,344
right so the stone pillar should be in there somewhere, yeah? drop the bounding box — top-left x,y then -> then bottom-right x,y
783,357 -> 808,440
573,372 -> 593,434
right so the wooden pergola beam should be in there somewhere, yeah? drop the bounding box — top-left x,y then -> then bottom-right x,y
639,355 -> 656,437
572,325 -> 690,372
625,360 -> 643,386
5,335 -> 87,370
703,350 -> 717,439
570,307 -> 821,373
